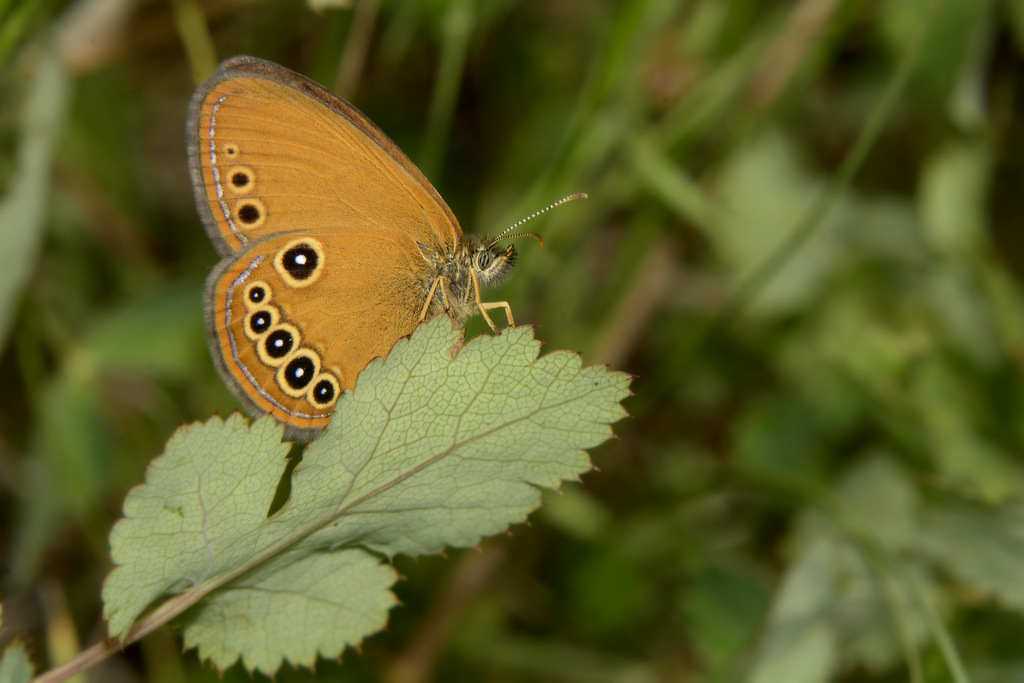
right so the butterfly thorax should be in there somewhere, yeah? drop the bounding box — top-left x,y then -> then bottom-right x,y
419,235 -> 516,325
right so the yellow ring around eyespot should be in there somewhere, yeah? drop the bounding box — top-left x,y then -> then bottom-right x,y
243,304 -> 279,342
256,322 -> 301,368
275,348 -> 321,398
233,198 -> 267,230
307,371 -> 341,409
226,166 -> 256,194
273,237 -> 325,288
222,142 -> 240,159
242,280 -> 272,310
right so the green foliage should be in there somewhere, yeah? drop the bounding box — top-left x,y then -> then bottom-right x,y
0,642 -> 32,683
102,317 -> 629,673
0,607 -> 32,683
4,0 -> 1024,681
0,48 -> 68,348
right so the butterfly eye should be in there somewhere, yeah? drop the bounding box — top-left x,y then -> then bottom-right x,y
475,245 -> 516,287
474,250 -> 495,271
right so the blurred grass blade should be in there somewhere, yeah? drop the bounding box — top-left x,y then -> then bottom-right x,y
628,134 -> 719,232
0,0 -> 43,69
418,0 -> 473,179
0,47 -> 69,351
168,0 -> 216,84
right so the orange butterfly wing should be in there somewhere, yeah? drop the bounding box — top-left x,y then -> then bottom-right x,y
190,57 -> 461,437
188,56 -> 461,255
205,229 -> 429,435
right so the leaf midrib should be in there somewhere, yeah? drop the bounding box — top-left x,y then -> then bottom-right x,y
196,351 -> 601,599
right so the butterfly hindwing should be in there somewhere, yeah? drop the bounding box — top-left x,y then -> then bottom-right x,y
205,228 -> 431,436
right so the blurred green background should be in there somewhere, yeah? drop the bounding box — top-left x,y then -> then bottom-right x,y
3,0 -> 1024,681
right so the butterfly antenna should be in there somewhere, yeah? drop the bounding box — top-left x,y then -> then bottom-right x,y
491,193 -> 588,247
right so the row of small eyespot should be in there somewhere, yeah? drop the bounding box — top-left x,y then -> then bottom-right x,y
241,280 -> 340,410
215,140 -> 267,231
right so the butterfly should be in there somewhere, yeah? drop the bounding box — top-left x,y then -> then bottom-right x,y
188,56 -> 582,439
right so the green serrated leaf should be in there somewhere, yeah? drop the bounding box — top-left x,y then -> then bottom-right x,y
181,546 -> 395,672
288,316 -> 629,557
102,415 -> 294,638
103,316 -> 630,674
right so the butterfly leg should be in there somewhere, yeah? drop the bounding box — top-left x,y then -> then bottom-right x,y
439,278 -> 453,312
419,277 -> 442,322
481,301 -> 514,329
470,269 -> 511,331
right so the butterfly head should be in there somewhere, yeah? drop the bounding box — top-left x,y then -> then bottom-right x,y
471,218 -> 546,287
473,242 -> 517,286
426,193 -> 587,325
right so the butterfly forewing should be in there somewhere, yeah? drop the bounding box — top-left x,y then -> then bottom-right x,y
188,56 -> 461,255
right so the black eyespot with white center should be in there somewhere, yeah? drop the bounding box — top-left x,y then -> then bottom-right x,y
248,285 -> 266,304
274,238 -> 325,287
248,310 -> 272,335
282,244 -> 317,279
308,373 -> 340,409
264,329 -> 295,359
284,355 -> 315,390
242,281 -> 272,311
242,304 -> 278,341
275,349 -> 322,398
312,380 -> 335,404
255,322 -> 299,366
